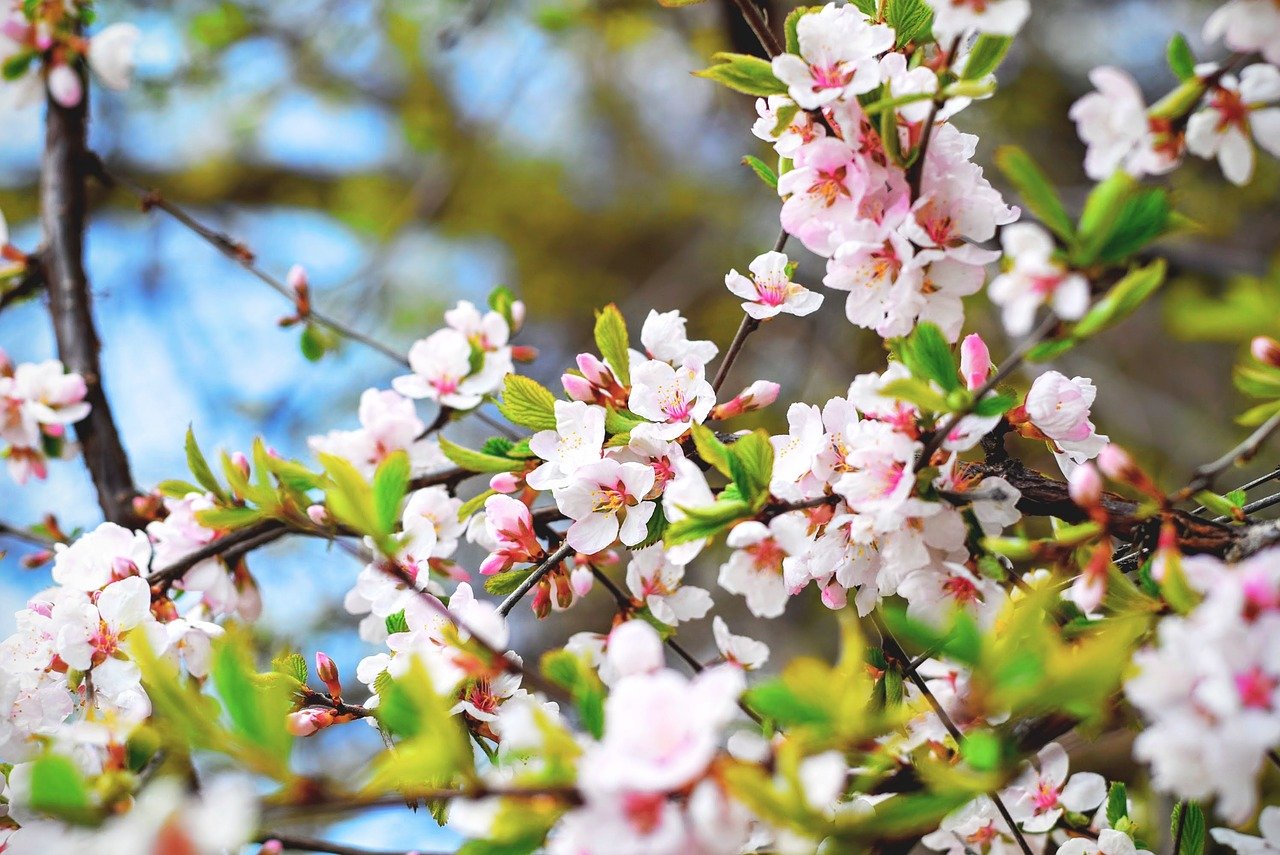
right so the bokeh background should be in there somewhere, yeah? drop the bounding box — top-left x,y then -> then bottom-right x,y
1,0 -> 1278,849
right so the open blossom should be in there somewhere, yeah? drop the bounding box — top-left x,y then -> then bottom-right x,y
1005,742 -> 1107,833
770,3 -> 894,110
527,400 -> 606,490
923,795 -> 1035,855
309,388 -> 446,477
724,251 -> 822,320
555,459 -> 656,554
712,616 -> 769,670
52,521 -> 150,592
1022,371 -> 1108,465
639,309 -> 717,367
1186,64 -> 1280,187
926,0 -> 1030,39
0,355 -> 90,484
1204,1 -> 1280,66
50,575 -> 158,690
625,546 -> 712,626
779,137 -> 870,257
477,494 -> 544,576
628,358 -> 715,443
87,22 -> 141,91
1059,830 -> 1153,855
1070,66 -> 1177,180
988,223 -> 1091,335
897,562 -> 1007,629
719,517 -> 810,618
393,327 -> 505,410
752,95 -> 824,157
1212,806 -> 1280,854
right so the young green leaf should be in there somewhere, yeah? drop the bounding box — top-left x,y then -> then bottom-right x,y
1166,33 -> 1196,81
497,374 -> 559,431
27,753 -> 95,823
438,437 -> 526,473
271,652 -> 309,685
1171,802 -> 1206,855
694,53 -> 788,97
691,424 -> 733,478
995,146 -> 1075,242
484,568 -> 535,596
1071,259 -> 1166,339
885,0 -> 934,46
185,426 -> 227,501
901,323 -> 959,392
742,154 -> 779,189
962,34 -> 1012,80
372,450 -> 411,538
594,304 -> 631,386
727,429 -> 774,509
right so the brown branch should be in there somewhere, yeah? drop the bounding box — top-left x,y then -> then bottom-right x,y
727,0 -> 783,57
0,257 -> 45,313
40,58 -> 142,527
254,834 -> 441,855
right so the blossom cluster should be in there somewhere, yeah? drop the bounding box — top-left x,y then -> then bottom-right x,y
0,350 -> 90,484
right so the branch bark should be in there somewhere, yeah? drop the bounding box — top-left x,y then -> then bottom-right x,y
41,60 -> 141,527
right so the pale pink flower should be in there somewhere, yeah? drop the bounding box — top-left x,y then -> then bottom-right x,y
625,546 -> 712,626
1005,742 -> 1107,833
1024,371 -> 1108,464
628,358 -> 715,443
1204,1 -> 1280,66
989,223 -> 1091,335
724,251 -> 823,320
477,494 -> 544,576
1186,64 -> 1280,187
88,23 -> 141,91
527,400 -> 606,490
771,3 -> 894,110
555,459 -> 657,554
927,0 -> 1030,39
712,616 -> 769,670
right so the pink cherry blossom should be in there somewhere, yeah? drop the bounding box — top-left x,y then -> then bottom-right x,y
724,251 -> 823,320
1186,64 -> 1280,187
1023,371 -> 1108,464
771,3 -> 894,110
554,459 -> 657,554
989,223 -> 1091,335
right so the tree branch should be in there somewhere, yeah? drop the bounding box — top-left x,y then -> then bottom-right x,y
41,59 -> 142,527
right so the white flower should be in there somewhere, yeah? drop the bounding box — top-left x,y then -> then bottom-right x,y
771,3 -> 894,110
719,517 -> 808,618
1186,64 -> 1280,187
639,309 -> 718,367
526,400 -> 606,490
628,358 -> 715,443
51,575 -> 155,672
1069,66 -> 1175,180
1212,806 -> 1280,853
554,459 -> 657,554
1023,371 -> 1108,464
752,95 -> 825,157
625,546 -> 712,626
989,223 -> 1091,335
927,0 -> 1030,39
309,388 -> 445,477
712,616 -> 769,670
1205,1 -> 1280,66
1005,742 -> 1107,833
1059,829 -> 1154,855
393,328 -> 505,409
88,23 -> 141,91
52,522 -> 151,592
724,251 -> 823,320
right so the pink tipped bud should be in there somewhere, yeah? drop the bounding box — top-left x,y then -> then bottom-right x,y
47,63 -> 83,108
713,380 -> 781,419
20,549 -> 54,570
820,583 -> 848,610
489,472 -> 520,493
111,556 -> 139,581
511,345 -> 538,363
286,708 -> 335,736
570,565 -> 594,598
1096,444 -> 1135,481
1068,462 -> 1103,509
287,264 -> 309,294
306,504 -> 330,526
553,573 -> 574,610
231,451 -> 251,480
576,353 -> 612,386
260,841 -> 284,855
562,373 -> 595,402
479,553 -> 508,576
532,582 -> 552,619
315,652 -> 341,697
509,301 -> 527,332
33,22 -> 53,51
0,347 -> 11,376
42,423 -> 64,439
0,19 -> 30,43
960,334 -> 992,391
1252,336 -> 1280,367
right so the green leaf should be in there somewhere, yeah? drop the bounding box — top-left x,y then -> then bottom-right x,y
1025,337 -> 1079,363
973,391 -> 1018,417
962,34 -> 1012,80
879,377 -> 949,412
497,375 -> 558,431
318,452 -> 382,540
1237,399 -> 1280,427
458,488 -> 497,521
884,0 -> 933,46
299,323 -> 326,361
1171,802 -> 1206,855
2,51 -> 35,82
742,155 -> 778,189
727,429 -> 774,509
593,304 -> 631,386
156,478 -> 203,498
605,407 -> 644,436
1167,33 -> 1196,81
1072,259 -> 1167,339
995,146 -> 1075,242
901,322 -> 959,392
484,568 -> 534,595
784,6 -> 820,54
194,505 -> 264,530
271,652 -> 308,685
1092,189 -> 1172,264
635,502 -> 668,549
27,753 -> 95,823
691,424 -> 733,478
694,52 -> 788,97
487,285 -> 520,328
385,610 -> 409,634
373,450 -> 411,538
960,730 -> 1002,772
185,426 -> 227,501
1106,781 -> 1128,826
665,498 -> 753,545
210,630 -> 293,772
482,436 -> 516,457
1234,363 -> 1280,399
438,437 -> 525,473
541,650 -> 605,739
1194,490 -> 1238,519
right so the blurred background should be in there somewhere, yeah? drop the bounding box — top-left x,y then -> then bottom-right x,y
1,0 -> 1278,849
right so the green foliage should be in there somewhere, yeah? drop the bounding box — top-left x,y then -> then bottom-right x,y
962,35 -> 1012,80
691,424 -> 733,478
727,429 -> 774,510
498,375 -> 559,431
373,449 -> 411,535
317,451 -> 398,553
879,377 -> 950,412
1028,260 -> 1167,362
385,610 -> 410,634
542,649 -> 606,738
1073,173 -> 1175,266
488,286 -> 521,329
694,53 -> 788,97
271,651 -> 308,686
885,0 -> 933,46
1166,33 -> 1196,81
900,322 -> 959,392
185,426 -> 228,502
1166,260 -> 1280,343
1172,802 -> 1206,855
995,146 -> 1075,242
742,155 -> 779,189
485,568 -> 535,595
439,437 -> 527,473
299,323 -> 339,361
368,659 -> 475,794
1106,781 -> 1129,826
209,629 -> 294,775
27,753 -> 95,824
784,6 -> 821,54
593,304 -> 632,385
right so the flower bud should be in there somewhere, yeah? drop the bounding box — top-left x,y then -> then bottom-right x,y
1252,336 -> 1280,367
315,652 -> 342,698
553,572 -> 574,610
1096,444 -> 1135,482
1067,462 -> 1103,510
820,583 -> 847,610
576,353 -> 613,386
306,504 -> 330,526
287,264 -> 309,295
509,300 -> 526,332
260,841 -> 284,855
532,582 -> 552,619
47,63 -> 83,108
511,345 -> 538,363
231,451 -> 251,480
488,472 -> 520,493
570,565 -> 594,598
111,556 -> 139,581
562,373 -> 595,402
960,333 -> 992,391
286,708 -> 335,736
712,380 -> 781,419
20,549 -> 53,570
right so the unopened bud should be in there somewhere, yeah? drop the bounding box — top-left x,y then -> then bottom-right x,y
287,264 -> 309,296
562,373 -> 595,402
553,572 -> 574,610
820,583 -> 847,610
1252,336 -> 1280,367
20,549 -> 53,570
42,423 -> 64,439
960,333 -> 992,391
1096,445 -> 1135,481
111,556 -> 139,581
315,652 -> 341,698
306,504 -> 330,526
532,581 -> 552,619
231,451 -> 251,480
576,353 -> 613,386
489,471 -> 520,493
511,345 -> 538,363
260,841 -> 284,855
1067,462 -> 1103,510
510,300 -> 526,332
570,565 -> 594,598
713,380 -> 781,419
132,493 -> 164,520
286,708 -> 335,736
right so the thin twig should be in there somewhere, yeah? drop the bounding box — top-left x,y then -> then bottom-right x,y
0,521 -> 56,549
497,542 -> 574,617
1171,801 -> 1188,855
727,0 -> 783,56
710,229 -> 788,394
1183,409 -> 1280,497
254,834 -> 440,855
1192,466 -> 1280,515
86,156 -> 407,366
905,36 -> 962,200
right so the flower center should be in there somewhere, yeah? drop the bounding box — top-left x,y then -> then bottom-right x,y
1235,666 -> 1278,710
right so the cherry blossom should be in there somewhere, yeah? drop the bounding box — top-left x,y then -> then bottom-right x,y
724,251 -> 823,320
393,328 -> 506,410
989,223 -> 1091,335
770,3 -> 894,110
527,400 -> 606,490
1020,371 -> 1109,466
922,795 -> 1038,855
476,494 -> 544,576
51,521 -> 150,592
1204,1 -> 1280,66
1186,64 -> 1280,187
752,95 -> 824,157
779,137 -> 871,256
639,309 -> 717,367
1212,806 -> 1280,854
625,546 -> 712,626
87,22 -> 141,91
554,458 -> 657,554
1005,742 -> 1107,833
628,357 -> 715,443
927,0 -> 1030,39
309,387 -> 447,477
719,518 -> 803,618
711,616 -> 769,670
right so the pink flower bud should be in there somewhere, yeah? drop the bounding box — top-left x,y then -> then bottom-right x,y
576,353 -> 612,386
315,652 -> 341,696
0,19 -> 30,43
713,380 -> 781,420
20,549 -> 54,570
260,841 -> 284,855
509,300 -> 526,331
33,23 -> 52,52
511,345 -> 538,363
960,334 -> 992,391
488,472 -> 520,493
286,708 -> 335,736
42,423 -> 64,439
820,583 -> 847,610
479,553 -> 508,576
0,347 -> 11,376
553,573 -> 574,610
1252,336 -> 1280,367
1096,444 -> 1135,481
111,556 -> 139,581
306,504 -> 330,526
231,451 -> 250,480
287,264 -> 309,294
570,565 -> 594,598
562,373 -> 595,402
47,63 -> 83,108
532,582 -> 551,619
1067,462 -> 1103,509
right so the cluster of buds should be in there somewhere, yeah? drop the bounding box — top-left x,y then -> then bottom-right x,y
562,353 -> 629,409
